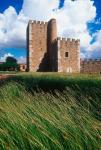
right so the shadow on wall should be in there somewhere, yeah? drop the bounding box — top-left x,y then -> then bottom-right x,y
37,39 -> 58,72
37,52 -> 49,72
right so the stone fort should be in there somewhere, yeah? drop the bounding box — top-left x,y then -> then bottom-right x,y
27,19 -> 80,73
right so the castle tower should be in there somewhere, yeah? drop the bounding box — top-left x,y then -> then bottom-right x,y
47,19 -> 58,71
27,20 -> 48,72
27,18 -> 80,73
57,38 -> 80,73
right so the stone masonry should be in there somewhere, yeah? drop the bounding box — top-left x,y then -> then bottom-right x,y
80,59 -> 101,74
27,19 -> 80,73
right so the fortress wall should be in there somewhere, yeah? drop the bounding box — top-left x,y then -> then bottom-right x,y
57,38 -> 80,73
27,20 -> 48,72
81,59 -> 101,74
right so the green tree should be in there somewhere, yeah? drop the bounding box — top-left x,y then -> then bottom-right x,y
5,56 -> 19,71
0,57 -> 19,71
6,56 -> 17,64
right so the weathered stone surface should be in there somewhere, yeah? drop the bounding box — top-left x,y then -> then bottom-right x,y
27,19 -> 80,73
81,59 -> 101,74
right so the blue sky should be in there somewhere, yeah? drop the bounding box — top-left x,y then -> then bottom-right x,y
0,0 -> 101,62
0,0 -> 23,13
88,0 -> 101,33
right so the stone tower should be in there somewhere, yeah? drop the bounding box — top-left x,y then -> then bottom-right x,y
27,18 -> 80,73
47,19 -> 58,71
27,20 -> 48,72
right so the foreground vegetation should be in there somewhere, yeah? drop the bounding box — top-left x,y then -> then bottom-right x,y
0,73 -> 101,150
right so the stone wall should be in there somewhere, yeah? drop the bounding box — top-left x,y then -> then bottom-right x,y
57,38 -> 80,73
81,59 -> 101,74
27,20 -> 48,72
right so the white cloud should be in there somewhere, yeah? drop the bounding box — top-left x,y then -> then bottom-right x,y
0,6 -> 28,49
17,56 -> 26,64
53,0 -> 96,48
87,30 -> 101,58
21,0 -> 59,21
0,0 -> 100,59
0,53 -> 14,62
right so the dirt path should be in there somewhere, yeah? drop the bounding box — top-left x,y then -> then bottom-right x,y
0,74 -> 15,80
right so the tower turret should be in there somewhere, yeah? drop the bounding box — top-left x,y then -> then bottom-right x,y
47,18 -> 58,71
48,18 -> 57,44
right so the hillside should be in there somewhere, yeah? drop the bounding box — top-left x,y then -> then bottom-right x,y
0,73 -> 101,150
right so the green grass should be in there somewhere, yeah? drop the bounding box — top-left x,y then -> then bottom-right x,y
0,71 -> 20,75
0,73 -> 101,150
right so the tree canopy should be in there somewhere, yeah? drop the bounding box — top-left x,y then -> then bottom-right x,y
0,56 -> 19,71
6,56 -> 17,64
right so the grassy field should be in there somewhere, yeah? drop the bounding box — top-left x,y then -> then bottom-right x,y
0,71 -> 19,75
0,73 -> 101,150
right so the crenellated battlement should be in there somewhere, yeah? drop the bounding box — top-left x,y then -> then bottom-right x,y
57,37 -> 80,44
81,59 -> 101,63
29,20 -> 48,25
80,59 -> 101,73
